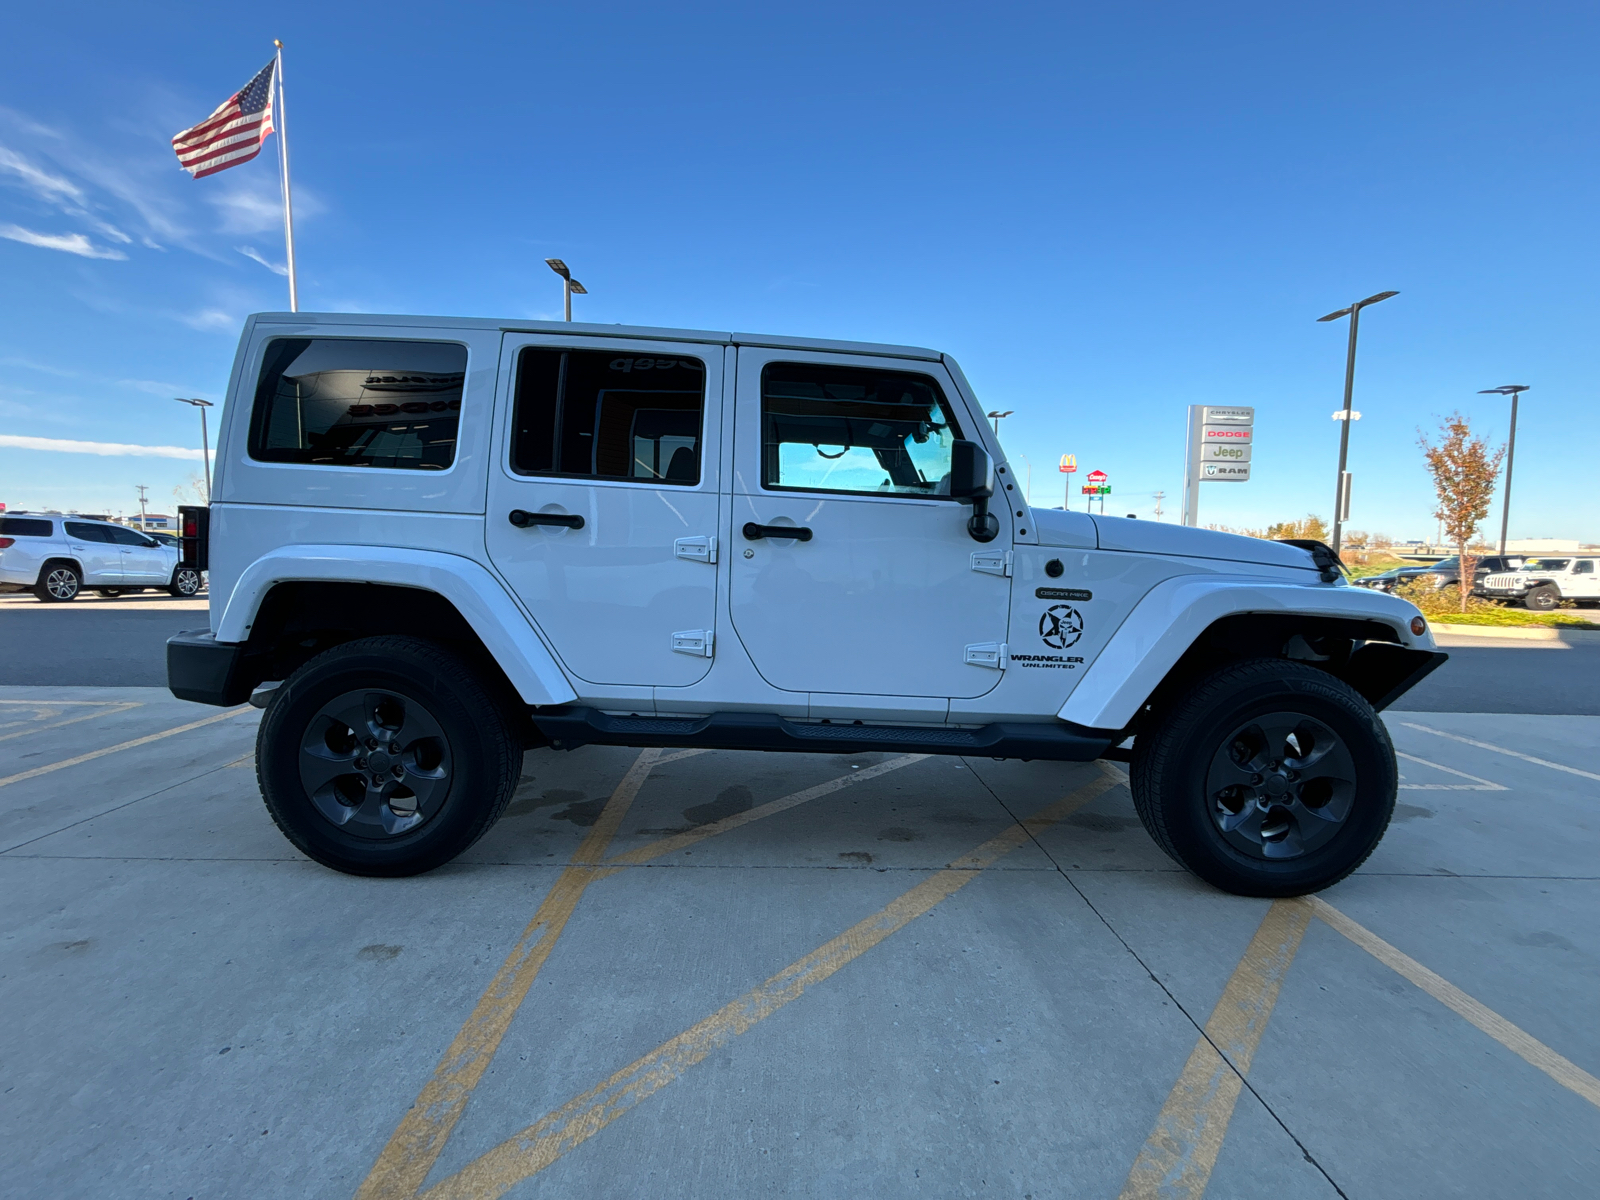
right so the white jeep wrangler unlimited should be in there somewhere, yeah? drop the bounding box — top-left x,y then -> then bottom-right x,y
167,313 -> 1445,897
1480,556 -> 1600,610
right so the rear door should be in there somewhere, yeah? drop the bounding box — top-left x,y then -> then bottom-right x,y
486,335 -> 725,687
62,522 -> 123,584
727,347 -> 1012,699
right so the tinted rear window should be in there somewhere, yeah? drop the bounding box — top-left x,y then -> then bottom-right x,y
249,338 -> 467,470
64,522 -> 116,542
0,517 -> 52,537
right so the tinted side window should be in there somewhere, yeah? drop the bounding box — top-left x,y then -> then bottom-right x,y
511,350 -> 705,485
105,526 -> 155,547
1575,561 -> 1594,575
64,522 -> 114,542
0,517 -> 52,537
249,338 -> 467,470
760,362 -> 963,497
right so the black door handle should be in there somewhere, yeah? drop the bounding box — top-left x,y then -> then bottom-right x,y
743,522 -> 812,542
510,509 -> 585,530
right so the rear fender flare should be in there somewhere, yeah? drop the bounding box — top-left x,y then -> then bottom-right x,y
1056,574 -> 1435,731
214,544 -> 576,705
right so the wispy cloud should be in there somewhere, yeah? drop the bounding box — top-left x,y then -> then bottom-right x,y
237,245 -> 288,275
178,307 -> 237,332
0,434 -> 202,460
118,378 -> 213,398
0,223 -> 127,260
0,145 -> 84,203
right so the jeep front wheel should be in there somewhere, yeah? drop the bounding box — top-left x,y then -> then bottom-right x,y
1525,585 -> 1559,611
1131,659 -> 1397,897
256,636 -> 521,876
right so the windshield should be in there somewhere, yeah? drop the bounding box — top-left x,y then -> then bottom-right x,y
1522,559 -> 1570,572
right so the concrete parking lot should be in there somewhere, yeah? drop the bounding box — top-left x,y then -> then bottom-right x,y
3,611 -> 1599,1198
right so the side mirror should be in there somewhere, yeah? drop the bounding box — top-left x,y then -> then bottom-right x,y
948,440 -> 999,542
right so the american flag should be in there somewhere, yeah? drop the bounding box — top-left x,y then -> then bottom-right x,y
171,60 -> 276,179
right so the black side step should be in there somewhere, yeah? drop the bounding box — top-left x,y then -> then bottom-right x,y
529,707 -> 1117,762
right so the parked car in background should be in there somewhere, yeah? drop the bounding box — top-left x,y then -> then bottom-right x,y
1353,566 -> 1433,593
1480,556 -> 1600,610
0,513 -> 204,601
1354,555 -> 1526,595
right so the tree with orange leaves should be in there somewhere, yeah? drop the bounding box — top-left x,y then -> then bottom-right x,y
1418,412 -> 1506,613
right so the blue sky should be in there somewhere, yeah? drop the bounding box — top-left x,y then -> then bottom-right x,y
1,1 -> 1595,540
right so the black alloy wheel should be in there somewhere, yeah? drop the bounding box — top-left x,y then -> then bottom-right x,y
1204,713 -> 1355,860
1131,658 -> 1397,897
34,563 -> 81,602
169,567 -> 203,597
257,636 -> 522,876
298,688 -> 454,838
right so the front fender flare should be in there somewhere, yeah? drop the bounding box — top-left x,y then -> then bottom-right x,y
1057,575 -> 1435,731
215,544 -> 577,705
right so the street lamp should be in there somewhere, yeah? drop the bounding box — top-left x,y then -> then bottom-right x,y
175,397 -> 215,501
544,258 -> 588,321
1478,385 -> 1529,555
1317,289 -> 1399,555
985,409 -> 1014,436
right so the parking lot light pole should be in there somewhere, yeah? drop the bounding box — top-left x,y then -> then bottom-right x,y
985,409 -> 1013,437
1478,385 -> 1529,555
175,398 -> 215,501
544,258 -> 588,321
1317,290 -> 1398,555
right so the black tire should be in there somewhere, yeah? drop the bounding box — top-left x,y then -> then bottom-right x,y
97,588 -> 124,597
1131,659 -> 1397,897
256,636 -> 521,877
33,561 -> 81,602
168,566 -> 203,597
1525,586 -> 1559,611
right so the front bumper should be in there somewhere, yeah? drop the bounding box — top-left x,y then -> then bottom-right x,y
167,630 -> 251,706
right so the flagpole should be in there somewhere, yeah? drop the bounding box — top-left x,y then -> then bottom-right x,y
273,39 -> 299,312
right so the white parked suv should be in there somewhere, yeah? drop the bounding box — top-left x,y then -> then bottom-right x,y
1480,556 -> 1600,610
167,313 -> 1446,896
0,513 -> 204,601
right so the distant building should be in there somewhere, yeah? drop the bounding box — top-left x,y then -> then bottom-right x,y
1504,538 -> 1582,553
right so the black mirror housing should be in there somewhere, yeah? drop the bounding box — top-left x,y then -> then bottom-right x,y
948,440 -> 994,501
948,440 -> 999,542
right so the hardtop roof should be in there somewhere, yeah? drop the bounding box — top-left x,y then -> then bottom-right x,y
244,312 -> 945,362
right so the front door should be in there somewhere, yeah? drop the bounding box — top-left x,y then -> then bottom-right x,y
63,522 -> 124,584
105,525 -> 170,582
728,348 -> 1012,699
486,336 -> 725,688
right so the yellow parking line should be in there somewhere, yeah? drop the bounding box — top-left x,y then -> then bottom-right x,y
1400,722 -> 1600,783
1117,900 -> 1312,1200
414,766 -> 1122,1200
606,753 -> 930,866
355,748 -> 662,1200
0,707 -> 250,789
1308,896 -> 1600,1108
0,701 -> 142,743
357,749 -> 930,1198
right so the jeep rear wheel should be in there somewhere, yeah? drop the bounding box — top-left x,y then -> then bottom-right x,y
256,636 -> 521,876
1525,585 -> 1559,611
1131,659 -> 1396,897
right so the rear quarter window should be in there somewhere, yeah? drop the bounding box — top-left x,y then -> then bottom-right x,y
248,338 -> 468,470
0,517 -> 52,537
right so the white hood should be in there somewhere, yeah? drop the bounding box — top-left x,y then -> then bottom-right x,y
1030,509 -> 1318,572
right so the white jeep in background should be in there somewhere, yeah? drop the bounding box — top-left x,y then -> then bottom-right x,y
1480,556 -> 1600,610
166,313 -> 1445,897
